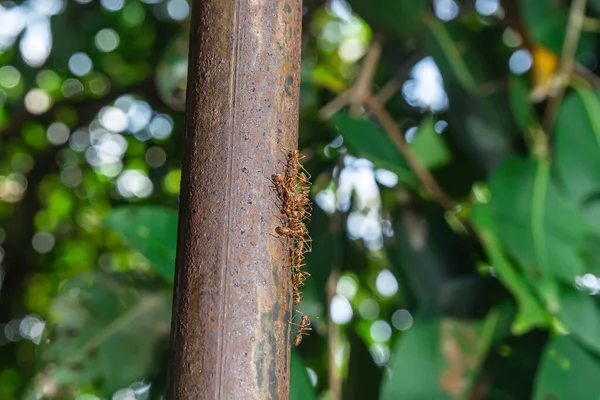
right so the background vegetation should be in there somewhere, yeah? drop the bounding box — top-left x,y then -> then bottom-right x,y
2,0 -> 600,398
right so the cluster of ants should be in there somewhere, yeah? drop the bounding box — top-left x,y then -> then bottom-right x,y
271,149 -> 313,346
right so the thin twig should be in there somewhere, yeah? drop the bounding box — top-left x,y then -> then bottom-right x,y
348,38 -> 382,115
542,0 -> 587,136
316,41 -> 456,214
318,90 -> 350,120
375,52 -> 422,105
574,62 -> 600,89
363,95 -> 455,211
318,39 -> 382,120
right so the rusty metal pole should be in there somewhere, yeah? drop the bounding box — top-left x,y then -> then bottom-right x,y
166,1 -> 303,399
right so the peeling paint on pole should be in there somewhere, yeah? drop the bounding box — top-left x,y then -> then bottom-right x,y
166,0 -> 303,399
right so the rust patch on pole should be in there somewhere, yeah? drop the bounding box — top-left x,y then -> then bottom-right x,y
166,0 -> 303,399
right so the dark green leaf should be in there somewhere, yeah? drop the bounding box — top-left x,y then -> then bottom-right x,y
554,88 -> 600,208
331,113 -> 415,184
534,335 -> 600,399
488,157 -> 591,287
346,0 -> 427,39
104,206 -> 178,283
411,116 -> 452,170
290,350 -> 317,400
382,318 -> 450,400
509,74 -> 538,134
382,311 -> 497,399
557,288 -> 600,356
38,273 -> 172,397
472,203 -> 547,334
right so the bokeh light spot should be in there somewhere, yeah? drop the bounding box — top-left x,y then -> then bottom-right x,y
19,315 -> 45,344
100,0 -> 125,12
434,0 -> 459,21
370,343 -> 390,365
330,294 -> 353,324
127,101 -> 152,132
375,269 -> 398,297
20,20 -> 52,67
338,37 -> 366,63
95,28 -> 120,52
129,381 -> 151,400
358,298 -> 380,320
62,78 -> 84,98
475,0 -> 500,16
392,309 -> 414,331
370,320 -> 392,342
374,169 -> 398,188
11,153 -> 34,173
68,52 -> 93,77
149,114 -> 174,139
509,49 -> 533,75
24,89 -> 51,114
47,122 -> 70,145
122,3 -> 146,27
99,107 -> 129,133
88,74 -> 111,96
32,231 -> 55,253
70,129 -> 90,152
36,69 -> 61,92
60,165 -> 83,187
163,169 -> 181,194
167,0 -> 190,21
145,146 -> 167,168
402,57 -> 448,112
0,66 -> 21,89
116,170 -> 153,198
336,275 -> 358,299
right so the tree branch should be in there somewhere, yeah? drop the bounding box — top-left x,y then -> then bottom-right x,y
363,95 -> 455,211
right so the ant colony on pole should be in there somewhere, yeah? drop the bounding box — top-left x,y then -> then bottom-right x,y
271,149 -> 313,347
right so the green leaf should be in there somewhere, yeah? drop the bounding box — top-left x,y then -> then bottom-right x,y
590,0 -> 600,15
425,19 -> 516,172
509,74 -> 538,134
487,157 -> 590,287
411,116 -> 452,170
382,318 -> 450,400
534,335 -> 600,399
332,113 -> 450,182
557,288 -> 600,356
346,0 -> 427,39
331,113 -> 416,184
382,312 -> 498,399
290,350 -> 317,400
104,206 -> 178,283
554,88 -> 600,208
472,203 -> 547,334
39,273 -> 172,397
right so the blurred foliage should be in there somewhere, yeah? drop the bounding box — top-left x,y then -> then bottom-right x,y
3,0 -> 600,399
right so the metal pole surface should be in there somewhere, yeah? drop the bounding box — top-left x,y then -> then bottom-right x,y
167,0 -> 302,399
